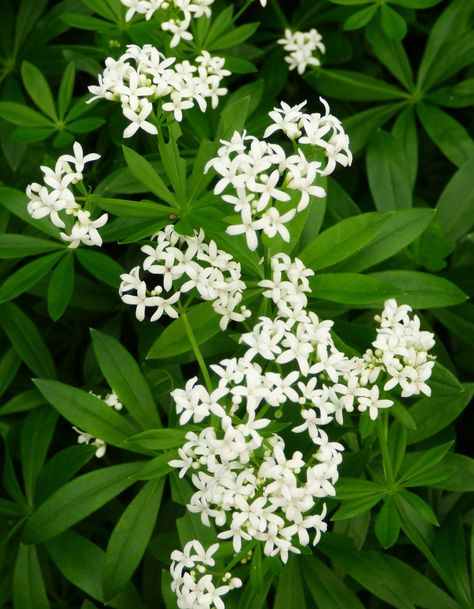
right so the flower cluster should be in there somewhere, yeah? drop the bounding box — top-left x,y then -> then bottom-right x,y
26,142 -> 107,248
278,28 -> 325,75
168,252 -> 436,583
122,0 -> 215,48
170,540 -> 241,609
73,392 -> 124,458
88,44 -> 230,137
119,225 -> 249,330
205,98 -> 351,251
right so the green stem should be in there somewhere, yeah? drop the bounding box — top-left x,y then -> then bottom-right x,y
376,414 -> 394,487
233,0 -> 253,22
179,305 -> 213,392
271,0 -> 289,28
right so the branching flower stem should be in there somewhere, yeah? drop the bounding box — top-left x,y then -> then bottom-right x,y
376,414 -> 395,488
179,304 -> 213,392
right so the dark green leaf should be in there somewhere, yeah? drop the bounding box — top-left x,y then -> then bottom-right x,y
75,248 -> 124,288
426,79 -> 474,108
397,490 -> 439,526
343,102 -> 406,153
13,544 -> 50,609
91,329 -> 161,428
22,462 -> 143,544
367,129 -> 412,210
392,107 -> 418,189
91,196 -> 173,218
432,453 -> 474,492
21,61 -> 57,120
103,479 -> 165,600
305,69 -> 407,102
47,253 -> 74,320
399,442 -> 453,486
366,23 -> 414,89
303,555 -> 366,609
123,428 -> 187,452
274,555 -> 306,609
0,234 -> 62,258
0,348 -> 20,398
417,103 -> 474,167
34,379 -> 137,446
344,5 -> 378,30
332,494 -> 384,520
0,302 -> 56,378
335,478 -> 384,500
122,146 -> 176,206
0,101 -> 52,127
436,154 -> 474,240
0,187 -> 60,237
380,4 -> 407,40
375,498 -> 401,548
58,62 -> 76,118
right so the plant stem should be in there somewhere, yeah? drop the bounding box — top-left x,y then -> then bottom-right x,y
233,0 -> 253,22
179,305 -> 213,392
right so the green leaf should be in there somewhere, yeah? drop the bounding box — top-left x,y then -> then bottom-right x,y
147,301 -> 220,359
34,379 -> 137,447
46,531 -> 144,609
14,0 -> 48,52
0,389 -> 44,417
67,117 -> 106,133
75,248 -> 124,288
13,545 -> 50,609
344,5 -> 378,30
337,208 -> 435,272
432,453 -> 474,492
61,12 -> 113,31
12,126 -> 55,142
91,329 -> 161,429
370,270 -> 467,308
309,273 -> 403,305
0,251 -> 62,303
380,4 -> 407,40
0,234 -> 62,258
417,0 -> 474,90
332,494 -> 385,520
122,146 -> 176,206
123,428 -> 187,452
157,128 -> 187,204
249,543 -> 264,596
335,478 -> 384,500
436,154 -> 474,241
0,302 -> 56,378
432,305 -> 474,346
367,129 -> 412,210
393,0 -> 442,6
217,95 -> 250,140
397,490 -> 439,526
417,103 -> 474,167
305,69 -> 407,102
91,196 -> 173,218
0,348 -> 20,399
343,102 -> 406,153
0,187 -> 60,237
47,253 -> 74,320
22,462 -> 143,544
375,498 -> 401,548
303,555 -> 366,609
399,442 -> 453,486
320,533 -> 463,609
21,405 -> 58,502
103,478 -> 164,600
365,22 -> 414,89
387,421 -> 408,478
426,79 -> 474,108
133,452 -> 175,480
58,62 -> 76,118
392,107 -> 418,189
0,101 -> 52,127
210,22 -> 258,50
21,61 -> 57,120
274,555 -> 306,609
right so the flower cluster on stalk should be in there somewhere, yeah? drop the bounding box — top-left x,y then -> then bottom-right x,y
278,28 -> 325,75
205,98 -> 352,251
167,248 -> 436,589
170,540 -> 242,609
119,224 -> 249,329
26,142 -> 106,248
121,0 -> 215,47
88,44 -> 230,137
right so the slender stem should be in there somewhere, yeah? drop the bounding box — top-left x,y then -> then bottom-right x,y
179,305 -> 213,392
271,0 -> 289,28
233,0 -> 253,22
376,414 -> 394,487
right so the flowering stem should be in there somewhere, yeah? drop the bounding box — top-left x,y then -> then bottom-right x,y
376,414 -> 394,487
179,305 -> 213,392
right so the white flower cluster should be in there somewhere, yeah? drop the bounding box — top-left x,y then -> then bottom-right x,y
372,299 -> 436,398
26,142 -> 107,249
170,540 -> 242,609
119,225 -> 249,330
73,392 -> 123,458
88,45 -> 230,138
168,254 -> 436,583
278,28 -> 325,75
122,0 -> 215,48
205,99 -> 351,251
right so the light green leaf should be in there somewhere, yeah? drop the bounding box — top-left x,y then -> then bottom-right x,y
22,462 -> 143,544
91,196 -> 173,218
0,187 -> 61,237
309,273 -> 403,305
436,154 -> 474,240
103,479 -> 164,600
0,251 -> 62,303
0,234 -> 62,258
344,5 -> 378,30
305,69 -> 407,101
335,478 -> 384,500
123,428 -> 187,452
370,270 -> 467,308
380,4 -> 407,40
0,302 -> 56,378
122,146 -> 176,206
0,101 -> 52,127
274,555 -> 306,609
75,248 -> 124,288
21,61 -> 57,120
332,494 -> 385,520
375,498 -> 401,548
91,329 -> 161,429
433,453 -> 474,491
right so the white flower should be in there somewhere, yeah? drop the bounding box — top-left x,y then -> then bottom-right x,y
278,29 -> 325,75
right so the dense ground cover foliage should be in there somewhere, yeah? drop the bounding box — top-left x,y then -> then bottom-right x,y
0,0 -> 473,608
